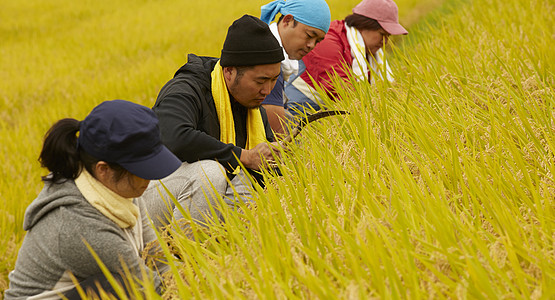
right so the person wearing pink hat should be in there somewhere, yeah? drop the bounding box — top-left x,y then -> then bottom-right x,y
284,0 -> 408,115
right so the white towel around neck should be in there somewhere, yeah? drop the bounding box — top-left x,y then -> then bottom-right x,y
345,24 -> 394,84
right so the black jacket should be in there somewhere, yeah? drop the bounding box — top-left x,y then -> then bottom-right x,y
153,54 -> 275,175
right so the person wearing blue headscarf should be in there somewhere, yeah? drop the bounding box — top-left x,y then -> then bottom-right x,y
259,0 -> 331,136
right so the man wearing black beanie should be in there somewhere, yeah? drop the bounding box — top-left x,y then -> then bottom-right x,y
220,15 -> 285,67
140,15 -> 285,228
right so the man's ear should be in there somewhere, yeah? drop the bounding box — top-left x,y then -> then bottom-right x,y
281,14 -> 295,27
223,66 -> 236,82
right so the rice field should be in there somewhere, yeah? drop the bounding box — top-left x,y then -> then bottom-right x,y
1,0 -> 553,298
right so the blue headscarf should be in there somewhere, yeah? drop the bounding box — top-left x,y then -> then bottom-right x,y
261,0 -> 331,33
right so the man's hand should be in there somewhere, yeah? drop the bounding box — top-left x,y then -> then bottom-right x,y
239,142 -> 281,170
263,104 -> 287,136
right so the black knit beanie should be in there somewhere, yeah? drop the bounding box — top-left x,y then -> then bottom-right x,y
220,15 -> 284,67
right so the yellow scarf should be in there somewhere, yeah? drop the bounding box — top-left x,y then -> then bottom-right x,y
75,169 -> 139,228
211,60 -> 266,150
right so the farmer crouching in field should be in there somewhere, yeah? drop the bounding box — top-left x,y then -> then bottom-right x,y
258,0 -> 331,135
285,0 -> 408,115
140,15 -> 284,229
5,100 -> 182,298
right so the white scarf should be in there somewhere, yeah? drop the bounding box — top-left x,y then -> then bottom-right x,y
270,22 -> 299,82
345,24 -> 394,84
75,169 -> 139,228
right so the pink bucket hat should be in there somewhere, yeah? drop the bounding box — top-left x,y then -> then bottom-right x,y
353,0 -> 408,35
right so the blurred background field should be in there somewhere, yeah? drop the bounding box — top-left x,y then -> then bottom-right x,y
1,0 -> 553,298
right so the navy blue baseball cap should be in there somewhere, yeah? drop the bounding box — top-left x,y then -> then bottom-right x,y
77,100 -> 181,180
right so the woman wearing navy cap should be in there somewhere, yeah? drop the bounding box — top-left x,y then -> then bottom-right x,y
5,100 -> 182,299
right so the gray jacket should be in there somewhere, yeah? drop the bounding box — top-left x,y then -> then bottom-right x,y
5,179 -> 165,299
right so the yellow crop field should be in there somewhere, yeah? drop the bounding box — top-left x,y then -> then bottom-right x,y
1,0 -> 553,298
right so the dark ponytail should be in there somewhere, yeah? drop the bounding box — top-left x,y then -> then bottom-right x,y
39,118 -> 82,183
